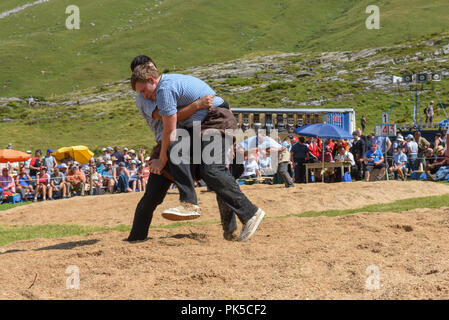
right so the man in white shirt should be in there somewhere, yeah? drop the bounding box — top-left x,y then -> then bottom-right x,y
335,146 -> 355,181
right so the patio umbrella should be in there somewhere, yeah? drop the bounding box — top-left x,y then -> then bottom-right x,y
294,123 -> 353,182
0,149 -> 31,163
53,146 -> 94,164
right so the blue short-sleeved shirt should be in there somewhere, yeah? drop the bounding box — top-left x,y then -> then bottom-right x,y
136,94 -> 164,142
365,149 -> 383,164
393,152 -> 407,165
156,74 -> 224,128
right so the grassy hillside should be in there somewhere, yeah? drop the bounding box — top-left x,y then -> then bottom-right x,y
2,29 -> 449,155
1,0 -> 449,97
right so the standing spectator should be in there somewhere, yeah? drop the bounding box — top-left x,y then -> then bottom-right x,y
362,143 -> 385,182
29,149 -> 43,184
357,128 -> 369,155
14,166 -> 33,201
414,131 -> 430,170
350,131 -> 365,180
112,146 -> 125,163
33,167 -> 49,201
43,149 -> 57,171
49,167 -> 67,199
277,137 -> 294,188
405,134 -> 418,171
24,150 -> 33,173
361,116 -> 367,132
291,137 -> 311,183
102,160 -> 115,193
425,101 -> 435,127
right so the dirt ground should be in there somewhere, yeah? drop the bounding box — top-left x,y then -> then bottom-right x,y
1,181 -> 449,300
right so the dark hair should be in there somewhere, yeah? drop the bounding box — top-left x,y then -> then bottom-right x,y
299,137 -> 305,143
130,55 -> 157,71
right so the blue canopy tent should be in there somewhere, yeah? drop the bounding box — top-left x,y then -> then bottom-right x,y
294,123 -> 353,182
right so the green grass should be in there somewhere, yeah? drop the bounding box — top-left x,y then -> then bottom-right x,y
1,0 -> 449,97
292,193 -> 449,217
1,192 -> 449,246
0,202 -> 29,211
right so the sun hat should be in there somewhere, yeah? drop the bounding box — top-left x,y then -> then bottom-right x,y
26,150 -> 32,154
102,147 -> 107,152
406,134 -> 414,140
124,147 -> 128,151
60,163 -> 68,169
145,157 -> 150,161
396,136 -> 404,142
129,149 -> 136,154
47,148 -> 53,153
130,160 -> 136,164
106,160 -> 112,165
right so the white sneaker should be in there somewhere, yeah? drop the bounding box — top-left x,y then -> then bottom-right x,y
161,203 -> 201,221
239,208 -> 265,242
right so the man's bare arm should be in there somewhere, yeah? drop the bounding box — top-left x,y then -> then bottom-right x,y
151,94 -> 215,121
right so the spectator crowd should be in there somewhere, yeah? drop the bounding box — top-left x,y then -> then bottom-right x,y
0,146 -> 151,203
2,127 -> 449,204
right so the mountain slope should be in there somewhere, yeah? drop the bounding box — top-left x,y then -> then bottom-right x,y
1,0 -> 449,97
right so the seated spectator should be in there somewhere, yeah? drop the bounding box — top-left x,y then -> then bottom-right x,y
49,167 -> 67,199
59,163 -> 68,177
96,158 -> 105,175
65,164 -> 86,197
114,162 -> 132,193
389,147 -> 408,180
257,150 -> 273,176
128,160 -> 139,191
321,146 -> 334,162
101,160 -> 115,193
426,146 -> 449,181
434,133 -> 445,152
1,168 -> 16,201
14,166 -> 33,201
136,165 -> 146,193
362,143 -> 385,182
242,155 -> 260,179
335,146 -> 355,182
142,157 -> 151,186
33,166 -> 49,201
89,166 -> 104,195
